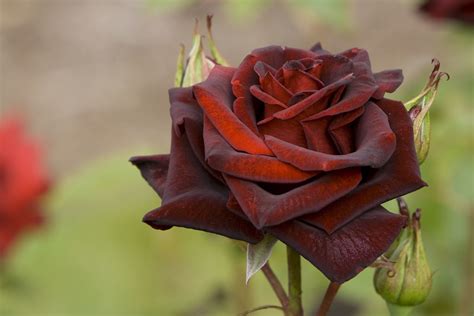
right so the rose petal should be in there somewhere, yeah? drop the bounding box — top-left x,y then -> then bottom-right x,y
143,130 -> 263,243
266,102 -> 396,171
260,71 -> 293,104
301,98 -> 426,233
250,85 -> 288,107
282,68 -> 324,94
254,61 -> 277,79
272,73 -> 354,120
233,97 -> 259,135
224,168 -> 361,228
203,117 -> 316,183
301,118 -> 338,154
130,155 -> 169,198
329,106 -> 365,154
193,66 -> 273,156
309,42 -> 331,56
258,118 -> 307,148
169,87 -> 221,179
268,206 -> 407,282
301,75 -> 377,121
373,69 -> 404,99
318,54 -> 354,84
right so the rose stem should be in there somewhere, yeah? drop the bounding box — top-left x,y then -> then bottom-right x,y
287,245 -> 303,316
315,282 -> 341,316
261,263 -> 289,311
239,305 -> 284,316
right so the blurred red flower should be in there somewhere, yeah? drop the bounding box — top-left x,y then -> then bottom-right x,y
0,118 -> 50,260
420,0 -> 474,25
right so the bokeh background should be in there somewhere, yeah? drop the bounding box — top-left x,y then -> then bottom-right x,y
0,0 -> 472,315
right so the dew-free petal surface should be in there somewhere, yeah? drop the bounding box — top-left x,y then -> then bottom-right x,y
301,98 -> 426,233
268,206 -> 407,283
130,155 -> 169,198
224,168 -> 361,228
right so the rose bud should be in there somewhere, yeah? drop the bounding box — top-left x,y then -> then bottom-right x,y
420,0 -> 474,25
374,198 -> 432,307
404,59 -> 448,164
131,40 -> 426,283
0,117 -> 50,261
175,16 -> 228,88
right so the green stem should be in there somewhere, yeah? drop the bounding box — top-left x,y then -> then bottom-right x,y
287,246 -> 303,316
387,303 -> 413,316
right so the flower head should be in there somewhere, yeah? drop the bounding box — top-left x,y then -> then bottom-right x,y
0,117 -> 50,260
132,34 -> 426,282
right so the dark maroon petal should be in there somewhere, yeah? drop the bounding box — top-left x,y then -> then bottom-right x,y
329,106 -> 365,154
250,85 -> 288,107
232,46 -> 317,97
309,42 -> 331,56
233,97 -> 259,135
224,168 -> 361,228
301,118 -> 338,154
272,73 -> 354,120
373,69 -> 404,99
203,117 -> 316,183
318,54 -> 354,84
266,102 -> 396,171
302,98 -> 426,233
339,48 -> 372,77
169,87 -> 221,179
282,68 -> 324,94
302,75 -> 377,121
143,130 -> 263,243
258,117 -> 307,148
254,61 -> 277,78
193,66 -> 273,156
268,206 -> 407,283
130,154 -> 169,198
260,72 -> 293,104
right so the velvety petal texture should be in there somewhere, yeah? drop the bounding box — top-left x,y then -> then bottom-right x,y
132,42 -> 425,283
268,206 -> 407,283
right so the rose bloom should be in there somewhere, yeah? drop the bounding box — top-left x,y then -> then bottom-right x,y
0,118 -> 49,260
131,44 -> 425,282
420,0 -> 474,24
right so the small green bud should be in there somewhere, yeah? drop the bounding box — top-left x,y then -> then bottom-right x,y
174,17 -> 229,88
404,59 -> 449,164
374,198 -> 432,307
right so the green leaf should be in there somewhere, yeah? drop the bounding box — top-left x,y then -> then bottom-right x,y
246,234 -> 277,284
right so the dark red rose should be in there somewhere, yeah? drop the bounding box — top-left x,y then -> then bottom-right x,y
131,44 -> 425,282
420,0 -> 474,24
0,118 -> 49,260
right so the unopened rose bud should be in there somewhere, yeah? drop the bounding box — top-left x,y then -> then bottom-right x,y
374,198 -> 432,307
404,59 -> 449,164
174,16 -> 228,87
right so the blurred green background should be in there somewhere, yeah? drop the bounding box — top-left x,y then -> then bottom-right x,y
0,0 -> 472,315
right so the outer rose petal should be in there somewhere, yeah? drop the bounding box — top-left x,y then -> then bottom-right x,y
130,155 -> 169,198
302,98 -> 426,233
267,206 -> 407,283
265,102 -> 396,171
193,66 -> 273,156
373,69 -> 404,99
224,168 -> 361,228
169,87 -> 222,180
140,128 -> 263,243
309,42 -> 331,56
203,117 -> 317,183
